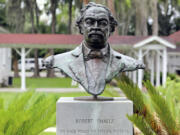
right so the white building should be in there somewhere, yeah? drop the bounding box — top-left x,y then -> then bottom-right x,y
0,48 -> 12,86
0,31 -> 179,90
0,27 -> 12,86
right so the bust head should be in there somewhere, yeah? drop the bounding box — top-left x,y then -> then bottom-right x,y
76,2 -> 118,50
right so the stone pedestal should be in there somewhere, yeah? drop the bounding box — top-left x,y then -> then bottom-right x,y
57,97 -> 133,135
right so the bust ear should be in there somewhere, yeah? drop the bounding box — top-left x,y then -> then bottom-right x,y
110,25 -> 115,34
108,26 -> 113,36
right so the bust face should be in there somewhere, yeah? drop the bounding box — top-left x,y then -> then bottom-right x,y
81,7 -> 110,50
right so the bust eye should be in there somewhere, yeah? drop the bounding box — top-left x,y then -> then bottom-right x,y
85,19 -> 94,25
99,20 -> 108,26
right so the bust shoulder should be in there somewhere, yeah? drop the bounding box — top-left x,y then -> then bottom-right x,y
112,50 -> 136,62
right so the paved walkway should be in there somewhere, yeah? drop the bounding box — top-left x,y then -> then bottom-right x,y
0,83 -> 127,98
0,88 -> 84,93
0,87 -> 125,96
36,88 -> 84,93
11,71 -> 65,77
0,88 -> 25,92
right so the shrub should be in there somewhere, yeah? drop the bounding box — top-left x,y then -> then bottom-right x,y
117,75 -> 180,135
0,91 -> 57,135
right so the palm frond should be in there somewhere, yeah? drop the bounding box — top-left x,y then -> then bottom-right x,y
117,75 -> 145,113
127,114 -> 156,135
145,81 -> 179,135
0,91 -> 56,135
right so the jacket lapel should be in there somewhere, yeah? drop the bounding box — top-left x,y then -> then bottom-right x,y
106,47 -> 125,82
69,44 -> 88,90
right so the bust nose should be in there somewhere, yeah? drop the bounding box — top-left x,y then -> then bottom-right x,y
91,21 -> 101,31
94,21 -> 98,27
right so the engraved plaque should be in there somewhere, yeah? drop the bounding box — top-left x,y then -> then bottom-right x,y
57,97 -> 133,135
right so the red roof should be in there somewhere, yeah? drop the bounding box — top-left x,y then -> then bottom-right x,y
0,33 -> 148,46
0,32 -> 178,48
0,34 -> 83,45
109,35 -> 148,45
168,30 -> 180,43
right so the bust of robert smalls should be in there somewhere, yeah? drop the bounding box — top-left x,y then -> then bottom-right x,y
45,2 -> 144,96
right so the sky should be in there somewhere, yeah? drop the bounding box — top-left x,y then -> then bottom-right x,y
37,0 -> 47,10
36,0 -> 52,25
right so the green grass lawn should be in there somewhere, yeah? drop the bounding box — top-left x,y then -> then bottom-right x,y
12,77 -> 77,88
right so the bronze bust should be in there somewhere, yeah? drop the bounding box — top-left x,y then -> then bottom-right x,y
44,2 -> 145,97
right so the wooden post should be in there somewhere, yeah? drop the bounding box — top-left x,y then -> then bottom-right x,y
21,48 -> 26,91
162,48 -> 167,86
156,51 -> 160,86
133,71 -> 137,84
150,52 -> 154,85
2,48 -> 6,65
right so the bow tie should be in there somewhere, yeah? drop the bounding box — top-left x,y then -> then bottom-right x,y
84,50 -> 107,61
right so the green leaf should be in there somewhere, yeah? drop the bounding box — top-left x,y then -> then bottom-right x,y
127,114 -> 156,135
117,75 -> 145,112
145,81 -> 179,135
0,91 -> 56,135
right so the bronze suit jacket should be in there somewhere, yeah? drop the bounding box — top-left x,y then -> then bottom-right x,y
45,43 -> 143,95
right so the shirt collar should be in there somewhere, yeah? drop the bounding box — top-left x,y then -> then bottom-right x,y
83,41 -> 109,57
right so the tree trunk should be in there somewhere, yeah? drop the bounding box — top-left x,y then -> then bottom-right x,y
7,0 -> 25,77
13,56 -> 19,78
34,49 -> 40,77
134,0 -> 148,36
123,12 -> 131,35
68,0 -> 72,34
35,0 -> 40,33
151,0 -> 158,35
7,0 -> 25,33
28,0 -> 40,77
96,0 -> 101,4
96,0 -> 106,5
83,0 -> 89,4
51,0 -> 57,34
33,0 -> 41,77
47,0 -> 58,78
107,0 -> 118,35
30,5 -> 35,33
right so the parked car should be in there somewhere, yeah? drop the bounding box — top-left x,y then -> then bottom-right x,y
18,58 -> 46,71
